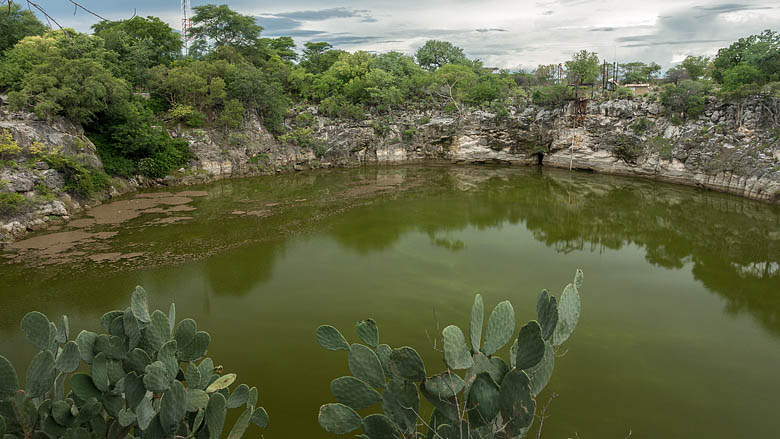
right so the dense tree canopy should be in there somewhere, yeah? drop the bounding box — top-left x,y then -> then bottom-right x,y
415,40 -> 468,71
565,50 -> 600,84
0,2 -> 46,53
189,4 -> 263,54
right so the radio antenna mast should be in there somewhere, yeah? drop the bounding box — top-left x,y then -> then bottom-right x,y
181,0 -> 193,54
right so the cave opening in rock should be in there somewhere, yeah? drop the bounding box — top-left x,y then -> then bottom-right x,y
536,152 -> 544,166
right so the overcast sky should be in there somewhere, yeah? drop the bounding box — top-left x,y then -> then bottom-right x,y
32,0 -> 780,70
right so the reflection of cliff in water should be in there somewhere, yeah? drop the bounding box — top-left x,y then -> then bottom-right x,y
326,166 -> 780,336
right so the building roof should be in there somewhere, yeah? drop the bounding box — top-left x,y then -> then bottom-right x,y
624,83 -> 650,87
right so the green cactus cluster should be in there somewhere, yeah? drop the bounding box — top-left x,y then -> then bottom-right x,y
316,269 -> 583,439
0,286 -> 268,439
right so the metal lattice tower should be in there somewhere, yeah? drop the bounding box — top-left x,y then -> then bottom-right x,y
181,0 -> 193,53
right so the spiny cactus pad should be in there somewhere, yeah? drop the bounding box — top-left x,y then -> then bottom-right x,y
226,407 -> 252,439
515,321 -> 545,370
348,344 -> 385,388
315,325 -> 350,351
21,312 -> 51,351
206,392 -> 227,439
381,379 -> 419,434
362,413 -> 400,439
226,384 -> 250,409
318,403 -> 362,434
499,369 -> 536,435
330,376 -> 381,410
527,342 -> 555,396
130,286 -> 151,324
536,290 -> 559,341
206,373 -> 236,393
553,278 -> 582,347
482,300 -> 515,356
375,344 -> 393,377
0,355 -> 19,398
355,319 -> 379,348
470,293 -> 484,353
250,407 -> 268,428
423,371 -> 465,398
466,372 -> 500,427
442,325 -> 473,370
25,351 -> 55,397
389,347 -> 426,382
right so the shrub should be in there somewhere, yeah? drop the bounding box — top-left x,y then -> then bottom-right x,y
278,127 -> 314,148
0,129 -> 22,159
631,117 -> 653,135
41,154 -> 109,198
531,84 -> 568,109
0,192 -> 32,217
0,286 -> 268,439
316,269 -> 584,439
615,86 -> 634,99
319,96 -> 365,120
610,134 -> 642,164
648,136 -> 673,160
660,80 -> 709,120
167,105 -> 206,128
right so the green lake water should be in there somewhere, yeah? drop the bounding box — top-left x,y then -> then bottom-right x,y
1,164 -> 779,438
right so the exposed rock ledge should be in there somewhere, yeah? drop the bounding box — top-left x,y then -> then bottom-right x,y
2,96 -> 779,244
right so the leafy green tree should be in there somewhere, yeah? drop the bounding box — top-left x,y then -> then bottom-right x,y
415,40 -> 467,71
565,50 -> 600,84
92,16 -> 183,85
265,36 -> 297,63
0,2 -> 46,54
721,64 -> 764,98
189,4 -> 263,54
620,61 -> 662,83
430,63 -> 477,113
534,64 -> 559,85
664,65 -> 689,85
712,29 -> 779,83
300,42 -> 344,74
680,56 -> 710,81
218,98 -> 245,129
659,80 -> 709,120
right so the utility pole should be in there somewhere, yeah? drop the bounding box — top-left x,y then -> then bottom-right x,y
181,0 -> 193,55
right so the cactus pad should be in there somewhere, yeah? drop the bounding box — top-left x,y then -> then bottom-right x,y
250,407 -> 268,428
317,403 -> 361,434
375,344 -> 393,377
442,325 -> 473,370
226,407 -> 251,439
206,373 -> 236,393
536,290 -> 558,341
515,321 -> 545,370
0,355 -> 19,398
482,301 -> 515,356
348,344 -> 385,388
75,331 -> 97,364
174,319 -> 196,349
160,380 -> 186,436
423,371 -> 465,398
381,379 -> 419,433
226,384 -> 249,409
21,311 -> 51,351
553,281 -> 581,347
498,369 -> 536,435
25,350 -> 55,397
355,319 -> 379,348
177,331 -> 210,362
470,294 -> 484,353
330,376 -> 381,410
466,372 -> 500,426
69,373 -> 101,401
389,346 -> 426,382
527,342 -> 555,396
363,413 -> 400,439
205,392 -> 227,439
186,389 -> 209,412
144,310 -> 171,352
315,325 -> 350,351
130,286 -> 151,323
143,361 -> 171,393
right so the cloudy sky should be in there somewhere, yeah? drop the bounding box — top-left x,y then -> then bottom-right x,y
30,0 -> 780,70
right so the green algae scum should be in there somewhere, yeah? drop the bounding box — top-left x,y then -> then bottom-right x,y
1,165 -> 779,438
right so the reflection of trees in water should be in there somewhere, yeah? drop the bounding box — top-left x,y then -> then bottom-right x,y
326,166 -> 780,336
203,240 -> 286,297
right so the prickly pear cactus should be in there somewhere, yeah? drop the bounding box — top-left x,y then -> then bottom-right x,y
0,285 -> 269,439
316,269 -> 584,439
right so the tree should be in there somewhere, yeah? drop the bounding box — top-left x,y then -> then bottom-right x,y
534,64 -> 558,85
565,50 -> 599,84
620,61 -> 662,83
664,65 -> 689,85
712,29 -> 779,83
415,40 -> 467,71
0,2 -> 46,54
92,16 -> 183,85
430,63 -> 477,114
680,56 -> 710,81
659,80 -> 709,120
189,4 -> 262,53
265,36 -> 297,63
300,42 -> 344,74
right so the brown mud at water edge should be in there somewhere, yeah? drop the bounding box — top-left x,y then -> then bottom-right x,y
3,191 -> 208,264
